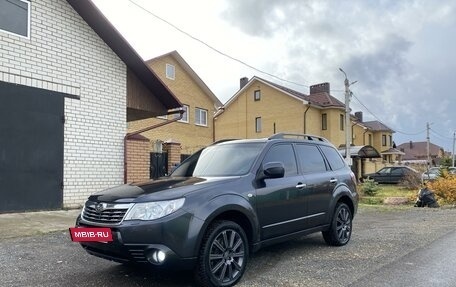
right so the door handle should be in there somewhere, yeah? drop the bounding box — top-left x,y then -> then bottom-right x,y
296,183 -> 307,189
329,178 -> 338,184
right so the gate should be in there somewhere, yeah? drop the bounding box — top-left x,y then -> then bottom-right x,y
0,81 -> 64,212
150,152 -> 168,179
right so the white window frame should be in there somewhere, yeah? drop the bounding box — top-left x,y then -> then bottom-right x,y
195,108 -> 208,126
175,105 -> 189,123
0,0 -> 31,39
165,64 -> 175,80
255,117 -> 262,133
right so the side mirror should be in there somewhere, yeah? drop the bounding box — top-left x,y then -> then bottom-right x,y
261,162 -> 285,179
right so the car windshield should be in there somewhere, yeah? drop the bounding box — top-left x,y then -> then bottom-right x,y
171,142 -> 265,177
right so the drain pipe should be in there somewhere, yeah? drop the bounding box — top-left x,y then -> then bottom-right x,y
303,104 -> 311,133
124,108 -> 184,183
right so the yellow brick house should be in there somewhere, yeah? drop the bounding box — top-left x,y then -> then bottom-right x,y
128,51 -> 222,175
215,77 -> 351,146
214,76 -> 394,179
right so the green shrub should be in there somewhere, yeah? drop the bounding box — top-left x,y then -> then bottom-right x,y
361,178 -> 381,196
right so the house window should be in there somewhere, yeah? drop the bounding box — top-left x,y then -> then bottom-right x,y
322,113 -> 327,130
255,117 -> 262,133
165,64 -> 175,80
0,0 -> 30,38
389,135 -> 392,147
340,114 -> 344,131
368,134 -> 372,145
174,105 -> 189,123
382,135 -> 387,146
195,108 -> 207,126
254,90 -> 261,101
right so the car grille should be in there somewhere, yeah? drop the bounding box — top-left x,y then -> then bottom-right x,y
81,202 -> 132,225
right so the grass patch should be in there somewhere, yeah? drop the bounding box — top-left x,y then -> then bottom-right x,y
359,184 -> 417,205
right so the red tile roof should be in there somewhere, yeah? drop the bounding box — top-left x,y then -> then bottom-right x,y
397,141 -> 443,160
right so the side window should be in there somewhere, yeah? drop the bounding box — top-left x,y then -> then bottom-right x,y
295,144 -> 327,174
195,108 -> 208,126
175,104 -> 189,123
321,113 -> 327,130
254,90 -> 261,101
263,144 -> 298,176
391,168 -> 402,175
378,168 -> 391,174
320,145 -> 346,171
166,64 -> 175,80
255,117 -> 262,133
0,0 -> 30,38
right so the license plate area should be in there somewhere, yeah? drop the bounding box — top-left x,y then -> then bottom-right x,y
69,227 -> 113,242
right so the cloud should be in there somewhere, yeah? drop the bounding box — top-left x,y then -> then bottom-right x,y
221,0 -> 456,150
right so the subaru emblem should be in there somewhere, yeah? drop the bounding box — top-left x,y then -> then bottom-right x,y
95,202 -> 107,213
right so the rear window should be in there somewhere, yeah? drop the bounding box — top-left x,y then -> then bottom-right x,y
320,145 -> 346,171
295,144 -> 327,173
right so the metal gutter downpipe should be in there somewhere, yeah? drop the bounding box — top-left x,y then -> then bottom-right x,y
303,104 -> 311,133
124,108 -> 184,184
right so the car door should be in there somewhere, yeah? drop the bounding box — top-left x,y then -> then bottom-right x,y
374,167 -> 392,183
295,144 -> 332,229
255,143 -> 307,239
391,167 -> 405,183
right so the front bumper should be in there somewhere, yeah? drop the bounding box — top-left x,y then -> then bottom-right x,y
75,211 -> 202,270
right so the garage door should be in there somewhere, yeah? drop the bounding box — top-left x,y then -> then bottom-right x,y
0,81 -> 64,212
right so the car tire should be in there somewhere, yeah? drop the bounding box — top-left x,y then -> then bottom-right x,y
322,203 -> 352,246
195,220 -> 249,287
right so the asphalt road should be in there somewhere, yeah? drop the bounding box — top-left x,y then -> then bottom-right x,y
1,206 -> 456,287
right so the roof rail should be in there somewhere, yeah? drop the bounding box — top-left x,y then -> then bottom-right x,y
268,133 -> 329,142
212,139 -> 238,145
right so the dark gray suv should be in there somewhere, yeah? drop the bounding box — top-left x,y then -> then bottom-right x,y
75,133 -> 358,287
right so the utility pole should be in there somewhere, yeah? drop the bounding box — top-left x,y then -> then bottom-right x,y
339,68 -> 357,166
426,122 -> 431,167
452,131 -> 455,168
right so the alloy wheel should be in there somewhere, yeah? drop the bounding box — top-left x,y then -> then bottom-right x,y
336,206 -> 351,244
208,229 -> 245,284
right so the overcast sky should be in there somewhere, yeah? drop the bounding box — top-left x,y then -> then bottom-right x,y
92,0 -> 456,152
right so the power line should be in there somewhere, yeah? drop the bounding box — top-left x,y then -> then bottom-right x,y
127,0 -> 313,88
351,92 -> 426,136
430,128 -> 453,140
121,0 -> 445,139
128,0 -> 309,87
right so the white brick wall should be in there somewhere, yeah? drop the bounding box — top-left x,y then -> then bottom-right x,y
0,0 -> 127,208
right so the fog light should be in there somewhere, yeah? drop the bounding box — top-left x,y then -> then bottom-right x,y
157,250 -> 166,262
150,249 -> 166,264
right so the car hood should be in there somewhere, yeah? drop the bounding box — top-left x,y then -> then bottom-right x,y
88,176 -> 239,203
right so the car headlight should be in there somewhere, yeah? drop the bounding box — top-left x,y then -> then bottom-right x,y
124,198 -> 185,221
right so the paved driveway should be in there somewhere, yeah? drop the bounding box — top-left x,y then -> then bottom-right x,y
1,206 -> 456,287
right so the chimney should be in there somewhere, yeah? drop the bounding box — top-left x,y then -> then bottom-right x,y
240,77 -> 248,89
355,111 -> 363,123
310,82 -> 330,94
409,141 -> 413,149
